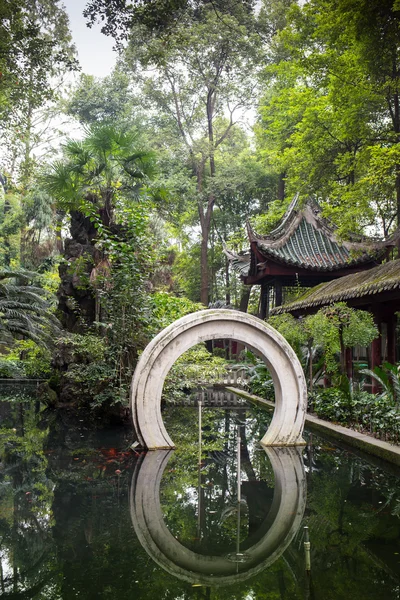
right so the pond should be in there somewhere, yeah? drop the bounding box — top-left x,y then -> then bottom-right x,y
0,390 -> 400,599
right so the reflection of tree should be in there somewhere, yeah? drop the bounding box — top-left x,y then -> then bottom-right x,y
0,401 -> 58,598
300,442 -> 400,599
1,397 -> 400,599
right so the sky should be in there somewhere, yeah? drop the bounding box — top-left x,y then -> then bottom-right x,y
62,0 -> 117,77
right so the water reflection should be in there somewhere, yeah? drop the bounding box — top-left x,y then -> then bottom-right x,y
1,396 -> 400,599
130,446 -> 306,586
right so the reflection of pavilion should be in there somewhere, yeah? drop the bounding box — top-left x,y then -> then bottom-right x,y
130,447 -> 306,587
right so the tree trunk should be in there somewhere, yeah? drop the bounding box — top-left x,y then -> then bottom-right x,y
198,88 -> 217,306
3,197 -> 11,266
225,254 -> 230,305
339,327 -> 346,376
239,285 -> 251,313
200,222 -> 210,305
240,424 -> 257,481
392,90 -> 400,243
55,212 -> 64,253
277,171 -> 286,201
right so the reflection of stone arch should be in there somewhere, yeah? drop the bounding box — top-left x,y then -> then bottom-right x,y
130,447 -> 306,587
131,310 -> 307,449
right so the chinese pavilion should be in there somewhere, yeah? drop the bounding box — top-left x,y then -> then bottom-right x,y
225,194 -> 399,319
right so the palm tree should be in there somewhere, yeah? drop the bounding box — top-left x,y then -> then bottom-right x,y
43,123 -> 157,331
0,270 -> 60,347
45,124 -> 156,228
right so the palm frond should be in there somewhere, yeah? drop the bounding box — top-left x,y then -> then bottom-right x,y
0,268 -> 61,348
0,269 -> 38,283
359,368 -> 388,391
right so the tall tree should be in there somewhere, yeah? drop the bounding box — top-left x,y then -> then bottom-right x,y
0,0 -> 78,272
65,70 -> 138,128
45,123 -> 156,331
120,4 -> 262,304
0,0 -> 77,181
256,0 -> 400,237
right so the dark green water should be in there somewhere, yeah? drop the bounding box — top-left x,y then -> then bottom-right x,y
0,393 -> 400,599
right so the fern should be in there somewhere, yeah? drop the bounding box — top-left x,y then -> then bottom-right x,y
0,269 -> 60,348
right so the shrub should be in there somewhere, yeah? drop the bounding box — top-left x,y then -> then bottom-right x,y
311,386 -> 400,443
163,344 -> 227,403
0,359 -> 25,378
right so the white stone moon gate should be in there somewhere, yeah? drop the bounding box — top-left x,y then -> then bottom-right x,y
130,309 -> 307,449
130,447 -> 306,586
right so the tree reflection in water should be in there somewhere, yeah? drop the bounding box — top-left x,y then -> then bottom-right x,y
0,395 -> 400,599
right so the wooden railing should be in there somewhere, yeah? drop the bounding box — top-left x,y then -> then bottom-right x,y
216,365 -> 250,388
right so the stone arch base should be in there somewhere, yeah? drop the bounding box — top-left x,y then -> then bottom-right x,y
131,309 -> 307,449
130,447 -> 306,586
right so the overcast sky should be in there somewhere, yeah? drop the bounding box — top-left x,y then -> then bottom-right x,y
62,0 -> 117,77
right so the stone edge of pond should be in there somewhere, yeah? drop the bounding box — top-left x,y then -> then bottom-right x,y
226,386 -> 400,468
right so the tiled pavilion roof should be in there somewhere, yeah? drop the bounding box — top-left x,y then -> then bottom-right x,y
270,259 -> 400,315
225,194 -> 399,279
247,194 -> 397,272
223,247 -> 251,277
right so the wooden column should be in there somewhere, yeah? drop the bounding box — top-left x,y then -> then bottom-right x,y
386,312 -> 396,364
275,281 -> 283,307
371,314 -> 382,394
259,281 -> 269,320
239,285 -> 251,313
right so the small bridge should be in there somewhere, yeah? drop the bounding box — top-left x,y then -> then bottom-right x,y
0,378 -> 44,395
165,389 -> 249,408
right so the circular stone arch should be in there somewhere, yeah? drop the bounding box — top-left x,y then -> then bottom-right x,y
130,309 -> 307,449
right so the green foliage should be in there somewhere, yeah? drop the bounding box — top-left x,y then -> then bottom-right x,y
246,362 -> 275,399
2,339 -> 52,378
163,344 -> 227,403
0,0 -> 77,126
150,292 -> 203,333
0,358 -> 25,378
66,254 -> 91,290
0,425 -> 47,469
360,362 -> 400,406
267,304 -> 378,387
306,303 -> 379,375
256,0 -> 400,235
54,333 -> 125,407
56,290 -> 203,408
45,124 -> 156,216
65,71 -> 137,126
0,268 -> 60,347
235,351 -> 275,399
120,3 -> 264,305
56,333 -> 107,364
250,199 -> 290,235
0,192 -> 23,267
311,386 -> 400,443
171,244 -> 202,302
83,0 -> 256,38
37,265 -> 60,294
43,123 -> 166,408
268,313 -> 307,360
64,360 -> 121,406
